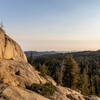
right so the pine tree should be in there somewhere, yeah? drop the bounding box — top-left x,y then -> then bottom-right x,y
40,64 -> 49,76
63,54 -> 79,90
81,66 -> 90,95
29,52 -> 34,65
94,75 -> 100,95
56,60 -> 65,85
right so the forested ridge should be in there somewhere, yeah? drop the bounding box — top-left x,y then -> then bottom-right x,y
27,50 -> 100,96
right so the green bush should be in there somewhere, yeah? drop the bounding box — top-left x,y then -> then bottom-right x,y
28,82 -> 55,97
41,82 -> 55,96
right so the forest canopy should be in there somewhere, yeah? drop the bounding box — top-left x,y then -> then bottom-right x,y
27,50 -> 100,96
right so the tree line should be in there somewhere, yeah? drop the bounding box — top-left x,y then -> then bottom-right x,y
28,51 -> 100,96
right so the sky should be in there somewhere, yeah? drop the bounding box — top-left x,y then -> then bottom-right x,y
0,0 -> 100,51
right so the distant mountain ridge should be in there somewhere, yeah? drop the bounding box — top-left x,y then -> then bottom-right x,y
25,50 -> 100,57
25,51 -> 58,57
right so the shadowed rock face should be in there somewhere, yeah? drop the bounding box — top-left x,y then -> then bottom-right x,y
0,28 -> 27,62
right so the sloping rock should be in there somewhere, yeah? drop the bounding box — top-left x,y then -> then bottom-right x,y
0,84 -> 50,100
84,96 -> 100,100
0,57 -> 88,100
0,28 -> 27,62
0,59 -> 47,87
51,86 -> 85,100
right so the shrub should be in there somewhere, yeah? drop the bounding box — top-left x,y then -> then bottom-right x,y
27,82 -> 55,97
41,82 -> 55,96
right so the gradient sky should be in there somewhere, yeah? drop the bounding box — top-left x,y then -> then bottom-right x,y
0,0 -> 100,51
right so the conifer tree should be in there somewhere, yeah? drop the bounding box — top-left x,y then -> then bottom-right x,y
56,60 -> 64,85
40,64 -> 49,76
63,54 -> 79,90
94,75 -> 100,95
81,66 -> 90,95
29,52 -> 34,65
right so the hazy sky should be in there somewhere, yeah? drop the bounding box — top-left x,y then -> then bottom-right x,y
0,0 -> 100,51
